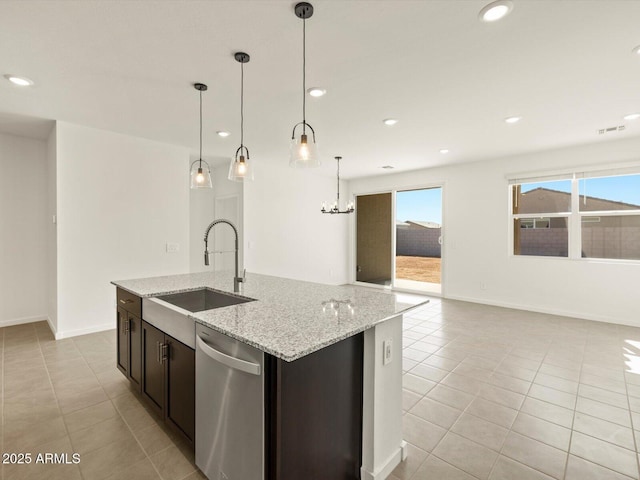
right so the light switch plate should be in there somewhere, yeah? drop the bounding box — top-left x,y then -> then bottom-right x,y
383,338 -> 393,365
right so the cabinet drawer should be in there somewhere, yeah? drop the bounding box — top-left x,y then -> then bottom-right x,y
117,288 -> 142,317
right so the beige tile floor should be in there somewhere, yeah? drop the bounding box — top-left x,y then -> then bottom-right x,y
3,298 -> 640,480
392,298 -> 640,480
0,321 -> 205,480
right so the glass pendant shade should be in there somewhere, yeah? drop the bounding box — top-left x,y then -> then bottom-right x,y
190,160 -> 213,189
228,155 -> 253,182
289,132 -> 320,168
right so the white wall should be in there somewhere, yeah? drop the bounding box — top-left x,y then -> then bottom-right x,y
244,161 -> 349,285
348,136 -> 640,327
55,122 -> 190,337
0,132 -> 48,326
46,125 -> 58,331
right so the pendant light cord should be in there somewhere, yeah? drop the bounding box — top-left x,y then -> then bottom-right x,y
302,17 -> 306,133
240,61 -> 244,148
336,158 -> 340,204
199,89 -> 203,167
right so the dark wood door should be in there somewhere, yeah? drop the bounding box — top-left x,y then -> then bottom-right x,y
141,321 -> 165,416
116,307 -> 128,375
128,314 -> 142,392
165,336 -> 195,444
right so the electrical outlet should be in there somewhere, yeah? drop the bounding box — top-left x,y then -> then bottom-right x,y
480,281 -> 487,290
383,339 -> 393,366
166,243 -> 180,253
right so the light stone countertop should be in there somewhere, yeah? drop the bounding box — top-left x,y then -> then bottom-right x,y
112,271 -> 429,361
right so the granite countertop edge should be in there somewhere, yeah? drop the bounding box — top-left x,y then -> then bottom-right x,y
111,272 -> 429,362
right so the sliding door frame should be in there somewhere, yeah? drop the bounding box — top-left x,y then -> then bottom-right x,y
351,182 -> 447,297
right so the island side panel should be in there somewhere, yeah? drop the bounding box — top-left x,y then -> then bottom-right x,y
266,333 -> 364,480
361,314 -> 405,480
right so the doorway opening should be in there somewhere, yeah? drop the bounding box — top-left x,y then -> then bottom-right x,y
394,187 -> 442,294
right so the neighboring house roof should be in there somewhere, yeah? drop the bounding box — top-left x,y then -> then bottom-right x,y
518,187 -> 640,213
396,221 -> 410,228
406,221 -> 441,229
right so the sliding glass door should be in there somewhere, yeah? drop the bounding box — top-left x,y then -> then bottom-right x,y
355,187 -> 444,294
394,187 -> 442,294
355,193 -> 393,286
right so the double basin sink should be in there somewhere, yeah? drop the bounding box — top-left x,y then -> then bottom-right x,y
142,288 -> 255,348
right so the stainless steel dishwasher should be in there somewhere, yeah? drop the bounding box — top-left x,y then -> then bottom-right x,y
195,323 -> 264,480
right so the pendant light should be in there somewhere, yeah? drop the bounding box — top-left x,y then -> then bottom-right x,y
190,83 -> 213,189
290,2 -> 320,168
228,52 -> 253,182
321,157 -> 354,214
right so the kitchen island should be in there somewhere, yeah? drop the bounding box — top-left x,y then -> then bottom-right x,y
112,271 -> 428,480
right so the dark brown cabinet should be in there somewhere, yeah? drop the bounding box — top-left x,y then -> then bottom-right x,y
116,289 -> 142,392
265,333 -> 363,480
141,320 -> 195,446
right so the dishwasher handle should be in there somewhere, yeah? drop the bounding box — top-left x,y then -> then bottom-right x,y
196,335 -> 261,376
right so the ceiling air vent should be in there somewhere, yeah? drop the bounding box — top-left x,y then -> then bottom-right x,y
598,125 -> 625,135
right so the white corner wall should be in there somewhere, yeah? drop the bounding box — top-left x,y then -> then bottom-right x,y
46,124 -> 58,331
244,161 -> 349,285
55,122 -> 190,338
348,136 -> 640,327
0,132 -> 48,326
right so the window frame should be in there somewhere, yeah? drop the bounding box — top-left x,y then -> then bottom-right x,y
509,170 -> 640,262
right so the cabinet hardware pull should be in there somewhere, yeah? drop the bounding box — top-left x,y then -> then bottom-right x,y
156,341 -> 161,364
119,299 -> 133,304
124,319 -> 130,334
161,343 -> 169,363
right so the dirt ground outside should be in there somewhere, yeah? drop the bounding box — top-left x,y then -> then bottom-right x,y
396,256 -> 441,284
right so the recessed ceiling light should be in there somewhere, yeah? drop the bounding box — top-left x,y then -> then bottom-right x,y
4,74 -> 34,86
479,1 -> 513,22
439,149 -> 450,154
632,45 -> 640,55
623,113 -> 640,121
307,87 -> 326,97
504,116 -> 522,124
381,165 -> 394,169
216,131 -> 230,137
383,118 -> 398,126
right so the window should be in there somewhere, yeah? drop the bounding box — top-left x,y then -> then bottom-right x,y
510,171 -> 640,260
578,174 -> 640,260
511,179 -> 570,257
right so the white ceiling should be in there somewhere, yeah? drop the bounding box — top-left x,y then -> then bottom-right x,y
1,0 -> 639,179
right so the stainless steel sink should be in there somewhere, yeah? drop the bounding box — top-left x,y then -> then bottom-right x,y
142,289 -> 255,349
157,288 -> 253,312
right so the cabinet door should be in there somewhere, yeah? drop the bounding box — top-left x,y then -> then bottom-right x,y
116,307 -> 129,375
141,321 -> 165,416
128,314 -> 142,391
166,336 -> 195,444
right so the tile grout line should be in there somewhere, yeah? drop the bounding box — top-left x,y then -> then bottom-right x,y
74,331 -> 166,480
621,335 -> 640,480
35,323 -> 85,479
560,334 -> 586,480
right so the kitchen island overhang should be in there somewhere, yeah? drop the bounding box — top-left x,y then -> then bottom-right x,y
112,271 -> 428,480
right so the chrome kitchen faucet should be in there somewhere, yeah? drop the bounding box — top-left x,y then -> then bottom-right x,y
204,219 -> 245,293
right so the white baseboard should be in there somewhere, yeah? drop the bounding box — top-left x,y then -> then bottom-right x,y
54,323 -> 114,340
0,315 -> 48,328
361,442 -> 407,480
445,294 -> 639,328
